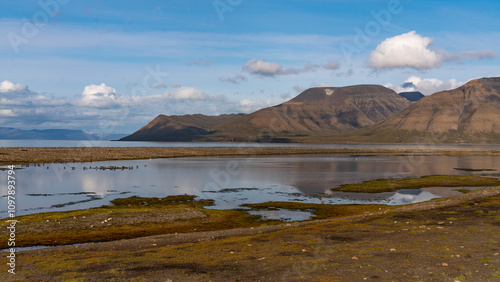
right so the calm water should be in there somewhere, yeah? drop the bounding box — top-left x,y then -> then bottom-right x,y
1,154 -> 499,220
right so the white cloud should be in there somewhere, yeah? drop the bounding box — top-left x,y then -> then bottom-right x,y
369,31 -> 442,70
324,61 -> 340,70
161,87 -> 208,100
243,58 -> 283,77
238,98 -> 285,113
443,49 -> 498,63
218,75 -> 248,84
385,76 -> 465,95
0,109 -> 16,117
0,80 -> 28,93
80,83 -> 122,108
369,31 -> 499,70
242,58 -> 319,77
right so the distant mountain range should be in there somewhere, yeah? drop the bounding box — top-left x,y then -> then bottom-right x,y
0,127 -> 126,141
121,77 -> 500,144
121,85 -> 411,142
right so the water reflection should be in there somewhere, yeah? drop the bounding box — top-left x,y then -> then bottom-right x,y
1,154 -> 499,219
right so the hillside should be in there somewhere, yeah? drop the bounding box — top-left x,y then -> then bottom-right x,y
207,85 -> 411,142
349,77 -> 500,143
120,114 -> 245,141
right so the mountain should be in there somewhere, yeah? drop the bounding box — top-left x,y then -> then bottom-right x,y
206,85 -> 411,142
120,113 -> 246,141
349,77 -> 500,143
0,127 -> 126,140
399,91 -> 425,102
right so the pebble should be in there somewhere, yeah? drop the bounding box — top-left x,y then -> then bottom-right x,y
442,263 -> 448,267
390,248 -> 396,252
302,249 -> 307,252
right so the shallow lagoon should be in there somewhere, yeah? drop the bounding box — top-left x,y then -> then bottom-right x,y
1,154 -> 499,220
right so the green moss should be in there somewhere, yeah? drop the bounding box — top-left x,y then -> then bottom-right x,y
454,168 -> 497,172
110,195 -> 214,207
0,196 -> 278,249
242,201 -> 393,220
332,175 -> 500,193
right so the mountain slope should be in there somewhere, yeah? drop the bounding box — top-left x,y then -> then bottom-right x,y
208,85 -> 411,141
350,77 -> 500,143
120,114 -> 245,141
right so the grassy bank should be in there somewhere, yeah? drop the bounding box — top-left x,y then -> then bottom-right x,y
0,195 -> 273,249
333,175 -> 500,193
0,195 -> 397,249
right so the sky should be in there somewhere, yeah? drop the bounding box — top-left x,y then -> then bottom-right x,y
1,0 -> 499,134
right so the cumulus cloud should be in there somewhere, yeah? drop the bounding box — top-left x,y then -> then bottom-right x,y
385,76 -> 465,95
0,80 -> 28,93
369,31 -> 442,70
80,83 -> 122,108
243,58 -> 319,77
218,75 -> 248,84
0,80 -> 287,134
369,31 -> 498,70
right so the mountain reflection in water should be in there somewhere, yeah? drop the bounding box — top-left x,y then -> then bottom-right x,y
1,154 -> 498,218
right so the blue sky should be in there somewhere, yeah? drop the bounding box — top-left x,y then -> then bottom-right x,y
1,0 -> 499,134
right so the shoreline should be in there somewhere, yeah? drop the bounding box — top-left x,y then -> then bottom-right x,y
4,186 -> 500,280
1,146 -> 500,165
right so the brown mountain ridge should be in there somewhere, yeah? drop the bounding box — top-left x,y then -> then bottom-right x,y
121,84 -> 411,142
347,77 -> 500,144
120,114 -> 246,141
121,78 -> 500,143
207,85 -> 411,142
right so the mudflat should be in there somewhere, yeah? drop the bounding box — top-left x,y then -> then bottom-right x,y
1,147 -> 499,280
1,146 -> 500,164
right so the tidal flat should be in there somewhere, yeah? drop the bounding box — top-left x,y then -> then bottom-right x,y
1,146 -> 500,165
1,147 -> 500,280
